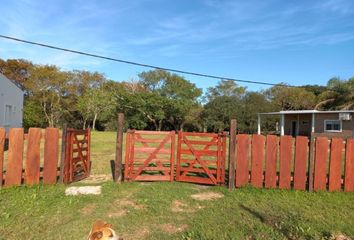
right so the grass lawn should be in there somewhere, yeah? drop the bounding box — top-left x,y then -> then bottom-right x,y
0,131 -> 353,240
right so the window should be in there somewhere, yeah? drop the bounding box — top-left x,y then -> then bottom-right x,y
324,120 -> 342,132
4,105 -> 12,125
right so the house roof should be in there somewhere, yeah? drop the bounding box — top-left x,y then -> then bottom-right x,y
0,73 -> 25,91
259,110 -> 354,115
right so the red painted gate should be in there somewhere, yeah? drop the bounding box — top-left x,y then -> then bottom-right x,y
124,130 -> 175,181
64,129 -> 91,184
176,132 -> 226,185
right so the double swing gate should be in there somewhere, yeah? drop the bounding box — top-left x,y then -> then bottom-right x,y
124,130 -> 226,185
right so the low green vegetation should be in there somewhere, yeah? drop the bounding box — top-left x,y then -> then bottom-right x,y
0,183 -> 353,240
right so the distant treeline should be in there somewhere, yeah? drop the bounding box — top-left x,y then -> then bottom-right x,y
0,58 -> 353,133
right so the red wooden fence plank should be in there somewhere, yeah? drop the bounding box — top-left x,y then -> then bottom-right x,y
43,128 -> 59,184
314,137 -> 328,191
294,136 -> 309,190
279,135 -> 293,189
5,128 -> 24,187
344,139 -> 354,192
170,131 -> 175,182
25,128 -> 41,185
329,138 -> 344,192
0,128 -> 5,187
251,134 -> 265,188
124,132 -> 131,181
236,134 -> 249,187
265,135 -> 277,188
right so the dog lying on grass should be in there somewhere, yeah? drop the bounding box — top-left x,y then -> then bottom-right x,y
88,220 -> 121,240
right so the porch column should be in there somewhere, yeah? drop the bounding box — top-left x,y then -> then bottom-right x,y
257,114 -> 261,135
280,114 -> 285,136
311,113 -> 315,133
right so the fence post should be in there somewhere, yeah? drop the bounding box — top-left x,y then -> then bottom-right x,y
59,124 -> 67,184
228,119 -> 237,190
308,133 -> 315,192
115,113 -> 125,183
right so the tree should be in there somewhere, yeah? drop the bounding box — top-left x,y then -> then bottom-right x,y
205,79 -> 246,101
315,77 -> 354,110
77,87 -> 114,130
24,65 -> 71,127
137,70 -> 202,130
265,85 -> 316,110
202,80 -> 246,132
239,92 -> 276,133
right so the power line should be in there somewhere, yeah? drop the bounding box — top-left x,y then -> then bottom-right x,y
0,34 -> 293,87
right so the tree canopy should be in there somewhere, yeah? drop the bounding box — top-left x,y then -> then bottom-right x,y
1,58 -> 353,133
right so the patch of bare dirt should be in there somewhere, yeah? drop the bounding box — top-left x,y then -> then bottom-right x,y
190,191 -> 224,201
331,234 -> 352,240
159,223 -> 188,234
80,203 -> 96,215
80,174 -> 112,184
108,198 -> 145,218
171,200 -> 203,213
108,209 -> 127,218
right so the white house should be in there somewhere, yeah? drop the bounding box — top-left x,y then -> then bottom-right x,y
0,73 -> 24,131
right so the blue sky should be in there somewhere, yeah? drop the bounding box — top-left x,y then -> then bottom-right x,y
0,0 -> 354,92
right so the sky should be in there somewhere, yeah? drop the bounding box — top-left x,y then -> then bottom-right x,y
0,0 -> 354,92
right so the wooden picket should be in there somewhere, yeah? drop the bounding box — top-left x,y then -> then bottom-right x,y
293,136 -> 308,190
313,137 -> 328,191
279,136 -> 292,189
5,128 -> 24,187
25,128 -> 41,185
265,135 -> 277,188
250,134 -> 265,188
43,128 -> 60,184
235,134 -> 249,187
329,138 -> 343,192
344,139 -> 354,192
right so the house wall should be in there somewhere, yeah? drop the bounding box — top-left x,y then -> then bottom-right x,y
314,113 -> 353,138
284,113 -> 353,138
284,114 -> 312,136
0,74 -> 24,132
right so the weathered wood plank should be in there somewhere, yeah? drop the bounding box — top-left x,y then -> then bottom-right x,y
236,134 -> 250,187
279,136 -> 293,189
294,136 -> 308,190
251,134 -> 265,188
25,128 -> 41,185
265,135 -> 277,188
313,137 -> 328,191
344,139 -> 354,192
5,128 -> 24,187
329,138 -> 344,192
43,128 -> 59,184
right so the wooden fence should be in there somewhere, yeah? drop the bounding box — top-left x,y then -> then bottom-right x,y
230,134 -> 354,192
0,127 -> 61,187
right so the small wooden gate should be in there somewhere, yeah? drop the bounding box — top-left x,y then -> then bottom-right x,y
124,130 -> 175,182
64,129 -> 91,184
176,132 -> 226,185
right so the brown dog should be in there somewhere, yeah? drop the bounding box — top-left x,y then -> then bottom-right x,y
88,220 -> 121,240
